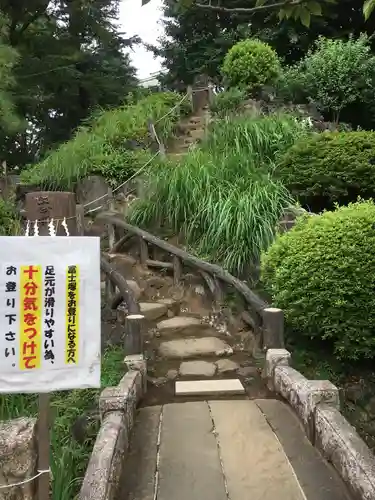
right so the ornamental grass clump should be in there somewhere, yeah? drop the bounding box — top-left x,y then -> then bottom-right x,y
130,113 -> 306,274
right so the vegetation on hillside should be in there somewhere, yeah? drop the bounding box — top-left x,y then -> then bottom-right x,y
21,92 -> 189,189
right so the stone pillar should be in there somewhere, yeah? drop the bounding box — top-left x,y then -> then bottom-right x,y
0,418 -> 37,500
25,191 -> 77,236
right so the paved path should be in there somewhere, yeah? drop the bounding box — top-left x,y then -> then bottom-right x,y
119,399 -> 352,500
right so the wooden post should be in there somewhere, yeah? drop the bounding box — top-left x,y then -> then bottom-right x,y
37,394 -> 50,500
187,85 -> 193,110
262,307 -> 285,349
25,191 -> 79,500
192,74 -> 209,113
172,256 -> 182,286
76,204 -> 85,236
139,237 -> 149,267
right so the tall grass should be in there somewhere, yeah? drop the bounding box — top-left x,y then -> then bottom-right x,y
21,92 -> 189,190
0,346 -> 125,499
131,113 -> 307,274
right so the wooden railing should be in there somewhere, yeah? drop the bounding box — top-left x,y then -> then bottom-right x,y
97,211 -> 285,351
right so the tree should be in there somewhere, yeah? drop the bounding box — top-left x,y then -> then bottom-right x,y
0,18 -> 22,133
0,0 -> 138,169
142,0 -> 375,26
150,0 -> 252,87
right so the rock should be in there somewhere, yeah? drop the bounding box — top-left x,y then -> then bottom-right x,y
167,310 -> 175,318
158,298 -> 180,315
108,253 -> 136,276
148,376 -> 167,387
238,366 -> 259,378
345,384 -> 365,404
0,417 -> 37,499
156,316 -> 213,337
140,302 -> 168,321
158,337 -> 233,359
216,359 -> 240,374
76,175 -> 109,211
179,361 -> 216,377
166,369 -> 178,381
71,409 -> 100,444
365,396 -> 375,415
126,279 -> 142,300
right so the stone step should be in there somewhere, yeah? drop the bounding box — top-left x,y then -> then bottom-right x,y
179,359 -> 240,378
139,302 -> 168,321
158,337 -> 233,359
156,316 -> 215,338
175,379 -> 245,396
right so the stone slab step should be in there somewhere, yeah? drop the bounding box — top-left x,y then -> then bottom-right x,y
158,337 -> 233,359
175,379 -> 245,396
139,302 -> 168,321
156,316 -> 214,337
179,360 -> 216,377
178,359 -> 240,377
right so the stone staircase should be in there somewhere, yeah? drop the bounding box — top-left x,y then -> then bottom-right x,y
167,108 -> 210,160
107,252 -> 268,405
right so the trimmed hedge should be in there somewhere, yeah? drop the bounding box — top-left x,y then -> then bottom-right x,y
275,131 -> 375,212
261,201 -> 375,361
222,39 -> 280,92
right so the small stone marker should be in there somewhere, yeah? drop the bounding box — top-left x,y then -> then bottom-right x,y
175,379 -> 245,396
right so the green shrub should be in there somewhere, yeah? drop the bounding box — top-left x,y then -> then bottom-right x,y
21,92 -> 189,190
222,39 -> 280,92
210,88 -> 246,117
261,201 -> 375,361
276,35 -> 375,122
276,131 -> 375,212
0,198 -> 21,235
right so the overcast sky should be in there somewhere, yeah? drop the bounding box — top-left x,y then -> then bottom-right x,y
119,0 -> 164,79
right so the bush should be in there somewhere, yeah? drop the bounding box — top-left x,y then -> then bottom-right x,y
276,131 -> 375,212
276,35 -> 375,123
21,92 -> 189,190
210,88 -> 246,117
261,201 -> 375,361
222,39 -> 280,92
0,198 -> 21,235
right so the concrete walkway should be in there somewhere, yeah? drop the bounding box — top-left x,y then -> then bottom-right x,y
118,399 -> 352,500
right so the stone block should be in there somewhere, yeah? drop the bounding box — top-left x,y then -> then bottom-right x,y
99,370 -> 143,421
175,379 -> 245,396
179,361 -> 216,377
79,411 -> 127,500
273,365 -> 340,437
124,354 -> 147,393
315,404 -> 375,500
0,417 -> 37,500
265,348 -> 291,380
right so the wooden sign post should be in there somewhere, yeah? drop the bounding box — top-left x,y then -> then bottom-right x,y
25,191 -> 78,500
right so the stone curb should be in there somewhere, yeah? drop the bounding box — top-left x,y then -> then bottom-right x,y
266,349 -> 375,500
79,356 -> 147,500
